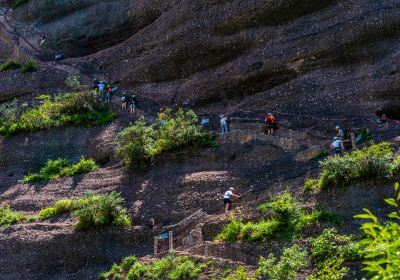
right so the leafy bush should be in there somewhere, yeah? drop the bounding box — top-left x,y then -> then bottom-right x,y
355,183 -> 400,279
115,109 -> 215,168
318,142 -> 399,188
21,59 -> 37,73
309,228 -> 361,265
0,60 -> 21,71
100,254 -> 204,280
223,266 -> 255,280
12,0 -> 29,8
304,178 -> 318,192
255,244 -> 307,280
23,157 -> 98,183
73,192 -> 131,230
307,257 -> 349,280
39,192 -> 131,230
0,205 -> 34,227
0,92 -> 116,137
65,75 -> 83,91
216,193 -> 333,243
39,199 -> 77,220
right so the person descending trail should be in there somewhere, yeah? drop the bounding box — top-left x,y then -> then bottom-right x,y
335,125 -> 345,140
220,114 -> 228,134
223,187 -> 240,216
265,113 -> 277,135
331,137 -> 345,157
98,81 -> 106,101
129,95 -> 137,115
121,92 -> 128,110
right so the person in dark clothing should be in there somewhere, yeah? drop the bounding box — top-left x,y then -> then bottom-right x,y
129,95 -> 137,115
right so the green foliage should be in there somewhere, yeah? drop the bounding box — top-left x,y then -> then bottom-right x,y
21,59 -> 38,73
0,60 -> 21,71
73,192 -> 131,230
23,157 -> 98,183
100,254 -> 204,280
115,109 -> 215,169
255,244 -> 307,280
309,150 -> 330,161
217,193 -> 333,243
223,266 -> 255,280
0,205 -> 34,227
318,142 -> 399,188
39,199 -> 77,220
65,75 -> 83,91
309,228 -> 361,265
0,92 -> 116,137
304,178 -> 318,192
12,0 -> 29,8
39,192 -> 131,230
355,183 -> 400,279
307,257 -> 349,280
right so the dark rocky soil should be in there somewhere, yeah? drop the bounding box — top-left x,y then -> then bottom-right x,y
1,0 -> 400,279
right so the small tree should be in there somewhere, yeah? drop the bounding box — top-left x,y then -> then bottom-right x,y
355,183 -> 400,279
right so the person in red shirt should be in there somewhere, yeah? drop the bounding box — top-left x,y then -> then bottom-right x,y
265,113 -> 277,135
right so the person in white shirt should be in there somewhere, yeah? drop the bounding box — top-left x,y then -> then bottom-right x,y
223,187 -> 240,216
220,115 -> 228,134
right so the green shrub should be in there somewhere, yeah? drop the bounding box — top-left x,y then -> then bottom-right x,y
100,254 -> 204,280
0,60 -> 21,71
23,157 -> 98,183
115,109 -> 215,169
318,142 -> 398,188
223,266 -> 255,280
309,228 -> 361,265
0,92 -> 116,137
12,0 -> 28,8
73,192 -> 131,230
21,59 -> 37,73
304,178 -> 318,192
0,205 -> 34,227
354,183 -> 400,279
307,257 -> 349,280
39,199 -> 77,219
38,192 -> 131,230
65,75 -> 83,91
255,244 -> 307,280
217,193 -> 334,243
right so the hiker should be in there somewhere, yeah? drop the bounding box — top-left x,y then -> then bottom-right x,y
111,79 -> 120,95
220,114 -> 228,134
92,78 -> 99,92
98,81 -> 106,101
159,107 -> 166,126
223,187 -> 240,216
106,84 -> 113,102
331,137 -> 345,157
335,125 -> 345,140
201,117 -> 209,126
265,113 -> 277,135
129,95 -> 137,115
121,92 -> 128,110
38,33 -> 46,46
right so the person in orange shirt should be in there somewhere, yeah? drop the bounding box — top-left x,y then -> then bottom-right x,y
265,113 -> 277,135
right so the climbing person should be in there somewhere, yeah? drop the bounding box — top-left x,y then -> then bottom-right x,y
129,95 -> 137,115
265,113 -> 277,135
331,137 -> 345,157
335,125 -> 345,140
159,107 -> 167,126
223,187 -> 240,216
220,114 -> 228,134
98,81 -> 106,101
121,92 -> 128,110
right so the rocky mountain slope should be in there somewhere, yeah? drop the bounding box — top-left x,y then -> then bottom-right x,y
1,0 -> 400,279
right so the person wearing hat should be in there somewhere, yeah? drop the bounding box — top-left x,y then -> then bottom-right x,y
335,125 -> 345,140
223,187 -> 240,216
220,114 -> 228,134
265,113 -> 277,135
331,136 -> 345,157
